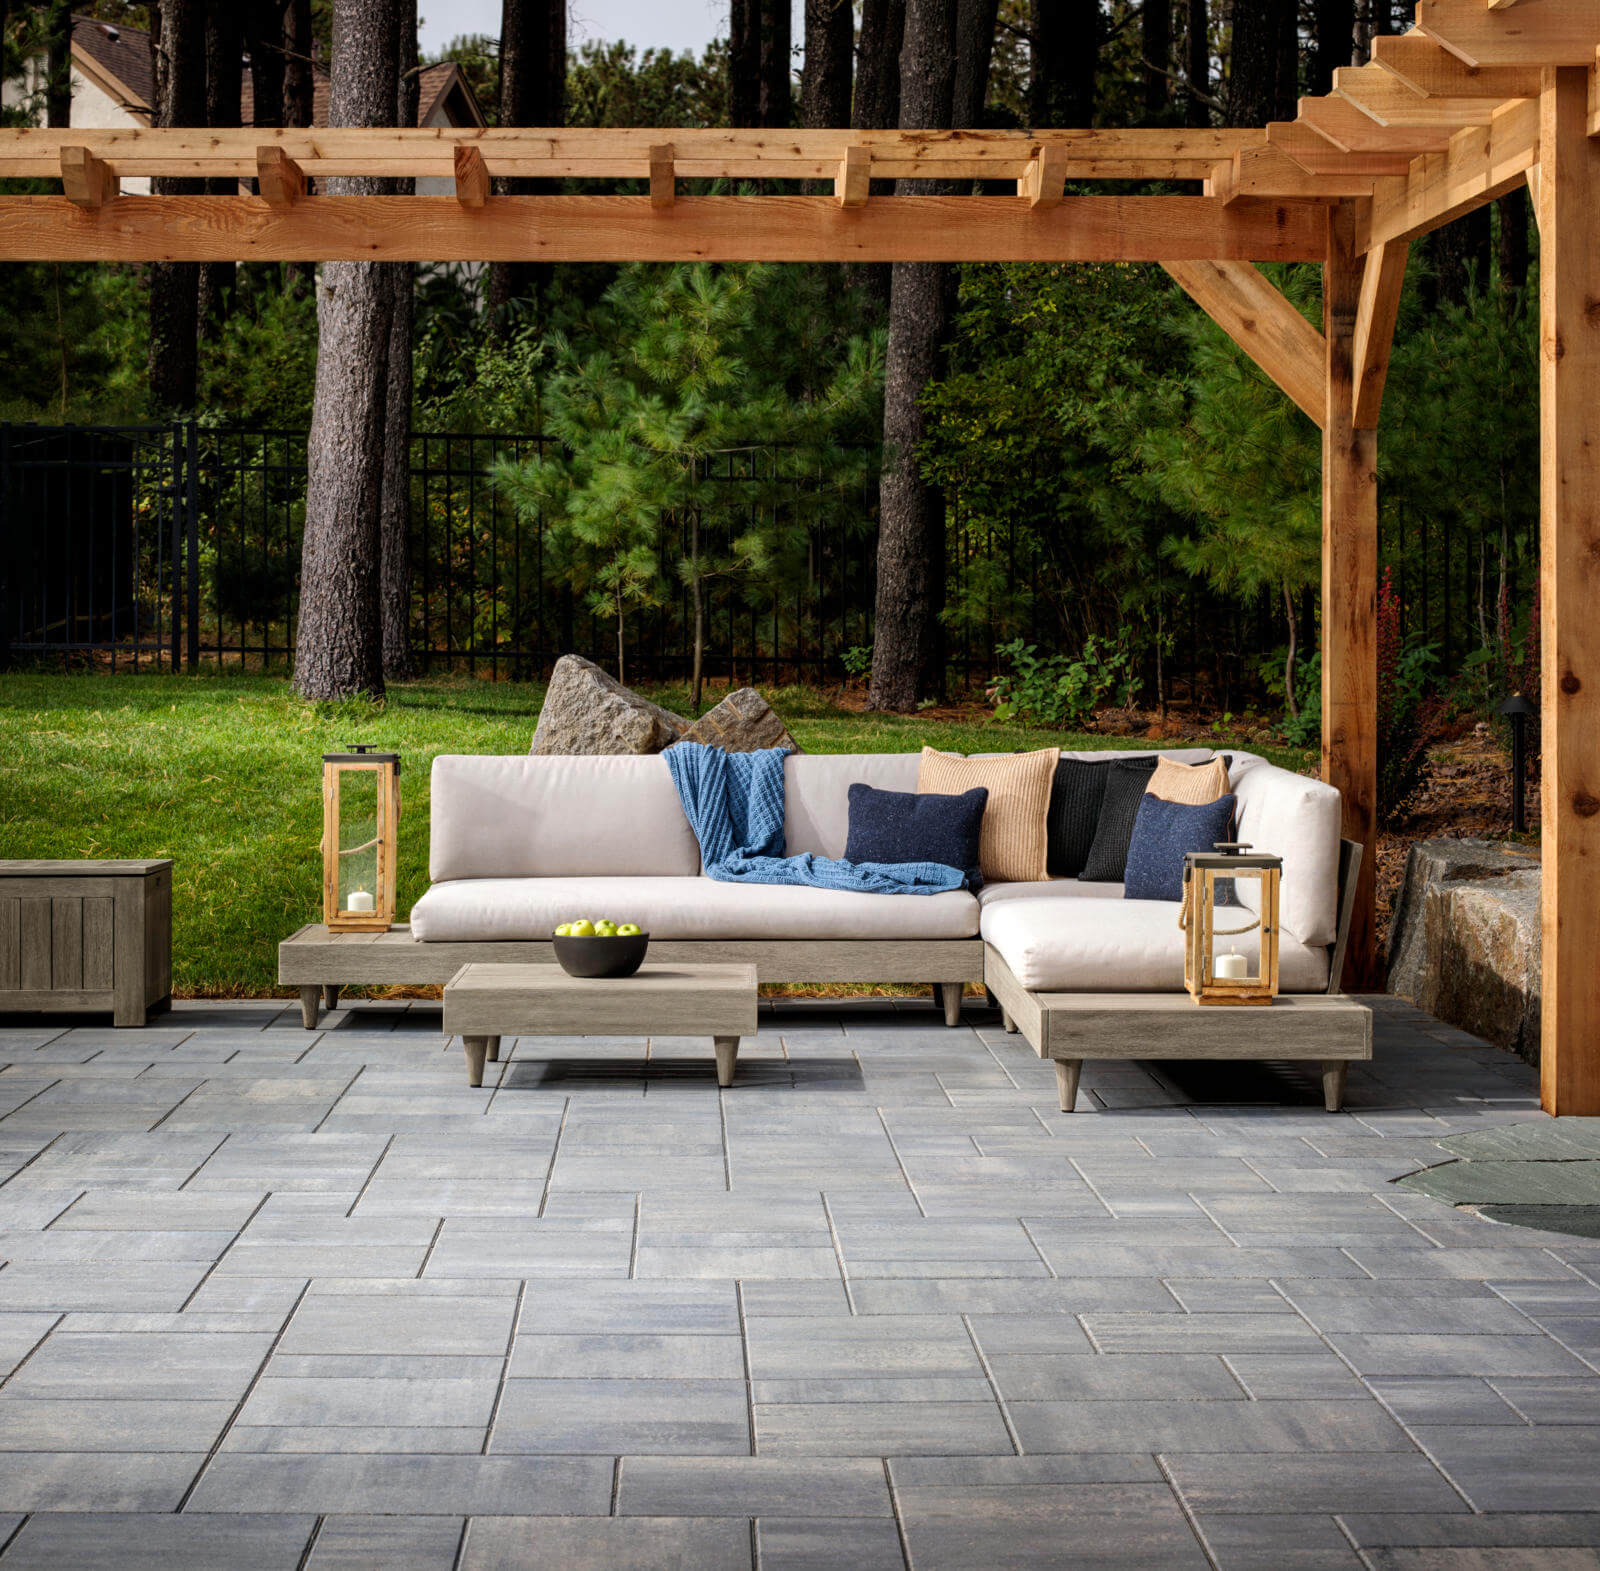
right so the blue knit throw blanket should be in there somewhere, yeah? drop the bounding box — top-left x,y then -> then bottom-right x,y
665,742 -> 968,896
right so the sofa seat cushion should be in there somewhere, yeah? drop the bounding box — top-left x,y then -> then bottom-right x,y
979,879 -> 1126,905
980,893 -> 1330,993
411,877 -> 980,943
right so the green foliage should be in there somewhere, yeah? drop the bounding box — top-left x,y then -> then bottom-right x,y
1377,570 -> 1443,821
567,39 -> 727,129
492,262 -> 882,691
196,276 -> 321,430
988,634 -> 1140,729
840,645 -> 873,679
1277,653 -> 1322,749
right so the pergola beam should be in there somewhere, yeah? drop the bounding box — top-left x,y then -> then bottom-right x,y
1162,260 -> 1327,425
452,145 -> 488,208
0,193 -> 1331,264
1417,0 -> 1600,66
1369,32 -> 1544,98
1352,240 -> 1410,428
257,146 -> 306,207
59,146 -> 116,208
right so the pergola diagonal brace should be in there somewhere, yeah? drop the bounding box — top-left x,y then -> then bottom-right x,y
1162,259 -> 1327,426
1353,239 -> 1410,428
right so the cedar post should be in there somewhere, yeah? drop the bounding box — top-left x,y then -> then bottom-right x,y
1321,201 -> 1379,991
1537,67 -> 1600,1115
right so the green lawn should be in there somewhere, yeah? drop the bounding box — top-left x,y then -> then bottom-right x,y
0,672 -> 1311,996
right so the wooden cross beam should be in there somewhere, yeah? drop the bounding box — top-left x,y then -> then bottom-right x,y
453,145 -> 489,207
59,146 -> 116,208
835,144 -> 870,207
1019,145 -> 1067,208
257,146 -> 306,207
649,144 -> 675,209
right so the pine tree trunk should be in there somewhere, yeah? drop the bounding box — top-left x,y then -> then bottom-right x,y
1310,0 -> 1354,94
801,0 -> 852,129
1142,0 -> 1171,118
1282,582 -> 1299,718
1030,0 -> 1096,126
1184,0 -> 1209,125
1224,0 -> 1292,126
248,0 -> 286,129
953,0 -> 998,127
293,0 -> 401,701
44,0 -> 71,125
488,0 -> 566,331
148,0 -> 205,412
282,0 -> 315,298
869,0 -> 958,713
759,0 -> 791,126
1496,187 -> 1530,304
729,0 -> 761,125
199,6 -> 243,339
691,510 -> 705,713
381,0 -> 418,683
847,0 -> 904,304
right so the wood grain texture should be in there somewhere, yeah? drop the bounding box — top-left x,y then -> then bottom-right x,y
50,899 -> 82,992
278,925 -> 987,985
443,961 -> 758,1038
257,146 -> 305,207
1041,992 -> 1373,1061
1369,33 -> 1543,99
1352,239 -> 1410,427
0,898 -> 16,990
1162,259 -> 1327,425
452,145 -> 488,207
0,194 -> 1333,265
60,146 -> 117,208
1538,65 -> 1600,1115
1334,65 -> 1525,125
1264,121 -> 1414,176
81,897 -> 114,994
18,899 -> 50,991
1417,0 -> 1600,66
648,144 -> 675,208
1322,202 -> 1380,991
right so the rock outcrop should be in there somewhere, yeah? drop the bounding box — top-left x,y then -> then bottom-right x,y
676,687 -> 803,754
530,655 -> 687,756
1387,837 -> 1542,1062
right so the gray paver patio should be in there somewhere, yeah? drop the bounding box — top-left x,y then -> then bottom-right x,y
0,991 -> 1597,1567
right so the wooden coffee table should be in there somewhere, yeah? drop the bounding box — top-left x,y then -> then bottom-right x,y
442,961 -> 759,1088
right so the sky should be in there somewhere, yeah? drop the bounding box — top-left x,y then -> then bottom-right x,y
418,1 -> 769,60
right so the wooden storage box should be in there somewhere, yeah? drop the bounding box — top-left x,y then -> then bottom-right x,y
0,860 -> 173,1027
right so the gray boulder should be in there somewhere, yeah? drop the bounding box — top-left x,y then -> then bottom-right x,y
1387,837 -> 1542,1062
677,687 -> 803,754
530,655 -> 687,756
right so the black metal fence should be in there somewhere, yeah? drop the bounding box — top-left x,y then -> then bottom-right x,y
0,420 -> 888,684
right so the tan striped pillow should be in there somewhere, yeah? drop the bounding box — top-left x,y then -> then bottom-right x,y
1147,754 -> 1229,805
916,747 -> 1059,882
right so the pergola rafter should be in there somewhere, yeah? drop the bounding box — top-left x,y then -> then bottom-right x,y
2,0 -> 1596,1111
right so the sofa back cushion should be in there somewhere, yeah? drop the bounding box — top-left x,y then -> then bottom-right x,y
1228,756 -> 1341,947
783,754 -> 921,859
429,754 -> 701,881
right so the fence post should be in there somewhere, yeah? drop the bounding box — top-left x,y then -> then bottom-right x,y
184,419 -> 200,669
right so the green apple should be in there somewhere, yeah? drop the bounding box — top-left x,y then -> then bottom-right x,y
569,919 -> 595,938
595,922 -> 618,937
554,923 -> 571,937
616,923 -> 642,937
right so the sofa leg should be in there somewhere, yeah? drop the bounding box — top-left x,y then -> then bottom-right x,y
1054,1058 -> 1083,1112
298,987 -> 320,1030
463,1036 -> 489,1088
323,984 -> 342,1012
486,1035 -> 501,1063
936,983 -> 963,1027
1001,1010 -> 1017,1034
713,1036 -> 740,1088
1321,1059 -> 1348,1113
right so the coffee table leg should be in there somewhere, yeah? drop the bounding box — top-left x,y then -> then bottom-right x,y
1321,1060 -> 1348,1113
714,1036 -> 739,1088
486,1036 -> 501,1063
463,1036 -> 489,1088
298,987 -> 320,1030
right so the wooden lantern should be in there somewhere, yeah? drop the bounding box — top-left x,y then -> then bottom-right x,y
321,747 -> 401,933
1181,843 -> 1282,1006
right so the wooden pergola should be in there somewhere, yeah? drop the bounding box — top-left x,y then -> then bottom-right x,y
2,0 -> 1595,1111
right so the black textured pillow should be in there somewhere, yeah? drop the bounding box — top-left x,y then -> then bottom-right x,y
845,783 -> 988,889
1047,755 -> 1157,877
1079,759 -> 1165,884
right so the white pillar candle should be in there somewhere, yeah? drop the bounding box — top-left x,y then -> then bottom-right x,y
1214,950 -> 1248,980
346,889 -> 375,913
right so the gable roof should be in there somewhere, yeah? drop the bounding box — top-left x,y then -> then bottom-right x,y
68,16 -> 484,130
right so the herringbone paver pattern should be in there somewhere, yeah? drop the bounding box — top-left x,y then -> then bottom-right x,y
0,993 -> 1595,1568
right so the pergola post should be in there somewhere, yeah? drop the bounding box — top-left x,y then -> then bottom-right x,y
1322,202 -> 1380,991
1537,66 -> 1600,1116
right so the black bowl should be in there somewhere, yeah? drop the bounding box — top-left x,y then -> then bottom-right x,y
551,931 -> 650,979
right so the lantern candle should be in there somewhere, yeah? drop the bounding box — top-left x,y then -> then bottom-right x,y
1214,949 -> 1248,980
346,890 -> 375,913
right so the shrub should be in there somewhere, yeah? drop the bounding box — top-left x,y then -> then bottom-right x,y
1377,569 -> 1443,821
989,635 -> 1140,730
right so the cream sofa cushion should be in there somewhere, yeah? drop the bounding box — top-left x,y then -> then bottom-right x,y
428,755 -> 701,882
783,753 -> 922,858
1147,754 -> 1229,804
411,876 -> 979,942
981,894 -> 1330,994
1228,756 -> 1342,947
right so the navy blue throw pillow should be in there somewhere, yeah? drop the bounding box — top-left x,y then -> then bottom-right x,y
845,784 -> 988,889
1123,792 -> 1238,903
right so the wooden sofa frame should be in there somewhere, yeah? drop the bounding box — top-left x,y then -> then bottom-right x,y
984,839 -> 1369,1112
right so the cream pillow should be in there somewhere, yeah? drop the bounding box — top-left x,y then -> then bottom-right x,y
917,747 -> 1059,882
1147,754 -> 1229,805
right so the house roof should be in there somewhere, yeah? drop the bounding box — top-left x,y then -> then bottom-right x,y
69,15 -> 483,130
